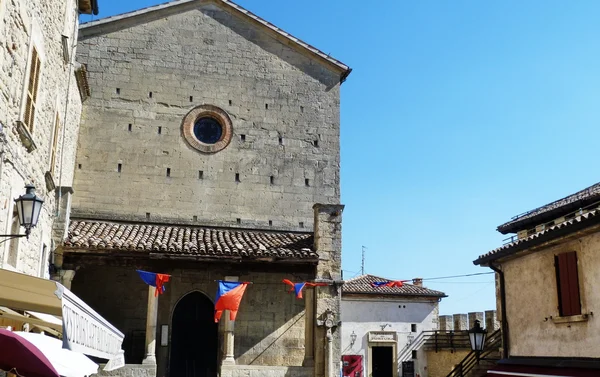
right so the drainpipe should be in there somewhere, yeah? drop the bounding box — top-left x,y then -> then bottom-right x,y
489,263 -> 509,359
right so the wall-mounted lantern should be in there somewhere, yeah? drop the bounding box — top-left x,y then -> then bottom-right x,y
0,185 -> 44,239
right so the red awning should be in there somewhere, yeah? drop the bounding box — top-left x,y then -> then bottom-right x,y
487,364 -> 600,377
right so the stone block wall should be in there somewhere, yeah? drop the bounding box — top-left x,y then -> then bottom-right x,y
0,0 -> 83,276
72,2 -> 343,231
70,264 -> 314,377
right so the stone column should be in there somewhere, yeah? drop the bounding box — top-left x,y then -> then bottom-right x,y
313,204 -> 344,377
221,276 -> 238,366
468,312 -> 484,329
303,288 -> 315,367
142,286 -> 158,365
51,269 -> 76,290
453,314 -> 467,331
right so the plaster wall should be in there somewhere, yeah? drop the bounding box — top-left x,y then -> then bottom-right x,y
341,297 -> 439,377
501,229 -> 600,358
73,2 -> 342,231
0,0 -> 83,276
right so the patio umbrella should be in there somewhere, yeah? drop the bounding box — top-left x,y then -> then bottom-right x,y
14,332 -> 99,377
0,328 -> 59,377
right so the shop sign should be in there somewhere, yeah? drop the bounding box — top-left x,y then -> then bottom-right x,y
368,331 -> 396,342
56,283 -> 125,360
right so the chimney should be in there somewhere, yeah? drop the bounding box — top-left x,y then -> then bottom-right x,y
412,277 -> 423,287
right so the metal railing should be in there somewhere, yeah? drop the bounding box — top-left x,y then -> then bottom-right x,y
422,330 -> 472,352
445,329 -> 502,377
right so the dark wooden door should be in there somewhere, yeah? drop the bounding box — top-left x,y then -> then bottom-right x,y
372,347 -> 393,377
170,292 -> 218,377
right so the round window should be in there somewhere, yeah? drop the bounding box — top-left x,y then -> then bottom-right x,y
182,105 -> 233,153
193,117 -> 223,144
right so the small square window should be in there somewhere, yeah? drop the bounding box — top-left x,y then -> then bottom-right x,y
411,324 -> 417,332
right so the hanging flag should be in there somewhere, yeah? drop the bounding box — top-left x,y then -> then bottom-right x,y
282,279 -> 328,299
214,281 -> 249,323
370,280 -> 408,288
137,270 -> 171,296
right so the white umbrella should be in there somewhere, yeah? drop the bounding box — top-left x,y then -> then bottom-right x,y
14,332 -> 99,377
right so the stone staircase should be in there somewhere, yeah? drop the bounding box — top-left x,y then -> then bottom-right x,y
444,330 -> 502,377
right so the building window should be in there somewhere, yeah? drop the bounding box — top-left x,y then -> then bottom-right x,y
181,105 -> 233,154
49,113 -> 60,174
23,47 -> 42,132
412,350 -> 417,359
411,324 -> 417,332
6,208 -> 20,267
194,117 -> 222,144
555,251 -> 581,317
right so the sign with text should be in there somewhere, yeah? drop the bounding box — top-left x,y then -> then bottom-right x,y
104,350 -> 125,371
56,283 -> 125,360
368,331 -> 396,342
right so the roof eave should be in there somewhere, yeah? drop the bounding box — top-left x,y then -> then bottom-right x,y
475,213 -> 600,266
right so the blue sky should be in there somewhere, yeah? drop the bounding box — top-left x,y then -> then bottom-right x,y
86,1 -> 600,315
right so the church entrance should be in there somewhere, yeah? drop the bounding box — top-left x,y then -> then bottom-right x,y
170,292 -> 218,377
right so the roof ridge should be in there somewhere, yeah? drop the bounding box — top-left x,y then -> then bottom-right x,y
79,0 -> 351,79
69,218 -> 313,236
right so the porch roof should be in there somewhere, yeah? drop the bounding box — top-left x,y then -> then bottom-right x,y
63,219 -> 317,261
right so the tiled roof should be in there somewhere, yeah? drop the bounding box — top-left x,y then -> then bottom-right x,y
64,220 -> 316,261
475,209 -> 600,266
497,181 -> 600,234
342,275 -> 446,298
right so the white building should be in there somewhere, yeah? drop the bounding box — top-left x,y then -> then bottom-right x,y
341,275 -> 446,377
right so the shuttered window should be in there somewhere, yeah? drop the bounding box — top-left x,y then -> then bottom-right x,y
23,47 -> 41,132
50,113 -> 60,174
555,251 -> 581,317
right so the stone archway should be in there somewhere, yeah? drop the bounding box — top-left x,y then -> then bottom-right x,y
170,291 -> 218,377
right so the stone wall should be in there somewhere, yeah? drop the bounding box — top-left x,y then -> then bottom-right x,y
0,0 -> 83,276
70,264 -> 314,377
425,349 -> 470,377
72,2 -> 342,231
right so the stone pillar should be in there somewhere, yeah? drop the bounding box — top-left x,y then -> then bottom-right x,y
303,288 -> 315,367
313,204 -> 344,377
438,315 -> 453,331
221,276 -> 237,366
142,286 -> 158,365
51,269 -> 76,290
453,314 -> 467,331
485,310 -> 499,331
468,312 -> 484,329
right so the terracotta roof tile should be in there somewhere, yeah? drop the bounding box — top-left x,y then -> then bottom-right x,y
342,275 -> 446,297
475,209 -> 600,265
64,220 -> 316,261
497,181 -> 600,234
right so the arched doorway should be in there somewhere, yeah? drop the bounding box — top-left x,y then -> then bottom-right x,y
170,291 -> 218,377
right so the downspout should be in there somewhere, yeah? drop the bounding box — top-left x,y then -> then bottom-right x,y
489,262 -> 509,359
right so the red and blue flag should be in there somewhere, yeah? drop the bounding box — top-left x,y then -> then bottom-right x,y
282,279 -> 328,299
137,270 -> 171,296
370,280 -> 408,288
214,281 -> 249,323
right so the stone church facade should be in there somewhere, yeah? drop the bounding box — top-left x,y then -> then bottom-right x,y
53,1 -> 351,377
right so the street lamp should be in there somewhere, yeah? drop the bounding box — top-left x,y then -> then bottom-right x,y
468,320 -> 487,361
350,331 -> 357,346
1,185 -> 44,239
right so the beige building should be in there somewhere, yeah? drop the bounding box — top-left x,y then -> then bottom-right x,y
53,1 -> 351,377
0,0 -> 129,373
0,0 -> 96,276
475,182 -> 600,376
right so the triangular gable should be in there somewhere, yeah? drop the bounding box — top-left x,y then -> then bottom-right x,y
79,0 -> 351,83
